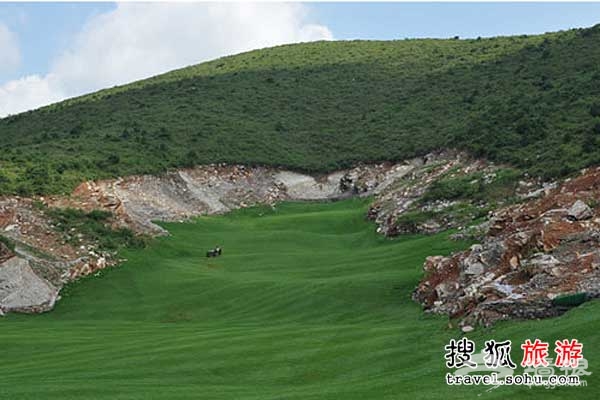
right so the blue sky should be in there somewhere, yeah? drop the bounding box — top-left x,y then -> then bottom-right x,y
0,2 -> 599,116
313,2 -> 600,39
0,3 -> 114,82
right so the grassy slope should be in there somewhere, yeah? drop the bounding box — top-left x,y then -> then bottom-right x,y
2,25 -> 600,194
1,199 -> 597,399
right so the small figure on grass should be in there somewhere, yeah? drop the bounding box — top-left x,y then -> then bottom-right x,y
206,245 -> 222,257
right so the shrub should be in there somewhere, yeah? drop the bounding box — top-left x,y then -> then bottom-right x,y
422,175 -> 481,202
46,208 -> 149,251
552,292 -> 587,307
0,235 -> 15,251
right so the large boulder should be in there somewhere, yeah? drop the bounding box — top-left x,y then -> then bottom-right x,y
567,200 -> 593,221
0,256 -> 58,314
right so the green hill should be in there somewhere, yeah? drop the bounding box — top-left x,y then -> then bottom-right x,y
2,199 -> 597,399
2,25 -> 600,195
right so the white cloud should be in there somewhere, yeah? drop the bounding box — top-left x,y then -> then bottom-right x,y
0,3 -> 332,117
0,23 -> 20,73
0,74 -> 64,117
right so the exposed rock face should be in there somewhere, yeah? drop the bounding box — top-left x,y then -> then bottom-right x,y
366,151 -> 504,236
1,198 -> 73,258
366,161 -> 446,237
49,151 -> 513,242
0,197 -> 115,315
51,164 -> 391,235
51,159 -> 467,236
413,167 -> 600,327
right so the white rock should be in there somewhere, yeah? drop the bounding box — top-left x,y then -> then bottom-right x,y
568,200 -> 593,221
464,262 -> 485,276
0,257 -> 58,312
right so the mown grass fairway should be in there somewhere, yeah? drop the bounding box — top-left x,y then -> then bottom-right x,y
1,199 -> 598,399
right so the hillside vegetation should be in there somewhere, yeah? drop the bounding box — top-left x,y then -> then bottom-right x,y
2,199 -> 597,399
1,25 -> 600,194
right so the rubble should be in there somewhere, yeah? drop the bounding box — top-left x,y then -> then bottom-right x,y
413,167 -> 600,327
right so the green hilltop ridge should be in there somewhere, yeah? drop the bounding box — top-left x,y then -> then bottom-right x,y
1,24 -> 600,195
